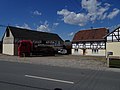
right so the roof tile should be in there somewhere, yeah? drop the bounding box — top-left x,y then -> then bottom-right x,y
72,28 -> 108,42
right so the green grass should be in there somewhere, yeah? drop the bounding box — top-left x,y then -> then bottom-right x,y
109,58 -> 120,68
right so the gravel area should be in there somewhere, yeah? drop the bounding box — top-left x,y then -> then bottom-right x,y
0,54 -> 107,70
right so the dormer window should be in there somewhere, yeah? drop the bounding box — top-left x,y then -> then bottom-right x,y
6,30 -> 10,37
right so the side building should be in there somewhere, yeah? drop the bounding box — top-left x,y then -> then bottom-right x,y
2,26 -> 64,55
72,28 -> 109,56
104,26 -> 120,56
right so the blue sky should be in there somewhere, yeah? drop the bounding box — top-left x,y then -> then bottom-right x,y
0,0 -> 120,40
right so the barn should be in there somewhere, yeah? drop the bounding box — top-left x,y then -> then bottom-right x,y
105,26 -> 120,56
72,28 -> 109,56
2,26 -> 64,56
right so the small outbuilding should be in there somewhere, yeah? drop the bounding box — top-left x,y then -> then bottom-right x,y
72,28 -> 109,56
2,26 -> 64,55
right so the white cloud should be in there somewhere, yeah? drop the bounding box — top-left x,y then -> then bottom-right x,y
32,10 -> 42,16
53,23 -> 59,26
68,32 -> 74,36
57,0 -> 120,26
16,23 -> 31,29
107,8 -> 120,19
81,0 -> 111,21
97,4 -> 110,20
52,22 -> 59,29
81,0 -> 98,14
37,25 -> 50,32
36,21 -> 59,32
57,9 -> 87,26
37,21 -> 50,32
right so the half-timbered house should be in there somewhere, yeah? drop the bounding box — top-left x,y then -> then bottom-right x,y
105,26 -> 120,56
2,26 -> 64,55
72,28 -> 109,56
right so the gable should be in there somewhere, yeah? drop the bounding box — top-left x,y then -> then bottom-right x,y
3,27 -> 14,44
105,27 -> 120,42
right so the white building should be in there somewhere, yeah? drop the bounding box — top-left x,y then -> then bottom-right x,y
72,28 -> 109,56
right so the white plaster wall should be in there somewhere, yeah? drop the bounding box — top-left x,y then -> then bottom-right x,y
106,42 -> 120,56
98,50 -> 106,56
85,49 -> 92,55
72,49 -> 83,55
3,44 -> 14,55
2,29 -> 14,55
86,49 -> 106,56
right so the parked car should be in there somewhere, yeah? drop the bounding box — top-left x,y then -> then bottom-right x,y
58,49 -> 67,55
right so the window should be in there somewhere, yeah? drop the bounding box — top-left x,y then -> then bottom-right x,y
72,44 -> 76,48
54,41 -> 60,46
6,30 -> 10,37
92,49 -> 98,54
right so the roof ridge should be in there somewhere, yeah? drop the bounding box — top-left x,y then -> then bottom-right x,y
6,26 -> 63,42
8,26 -> 56,35
78,27 -> 106,32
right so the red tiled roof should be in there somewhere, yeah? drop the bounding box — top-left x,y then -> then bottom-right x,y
72,28 -> 109,42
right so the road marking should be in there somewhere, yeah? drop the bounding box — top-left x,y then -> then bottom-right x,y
25,75 -> 74,84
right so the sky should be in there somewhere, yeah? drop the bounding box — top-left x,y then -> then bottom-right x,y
0,0 -> 120,41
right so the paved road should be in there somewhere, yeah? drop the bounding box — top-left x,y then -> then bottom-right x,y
0,60 -> 120,90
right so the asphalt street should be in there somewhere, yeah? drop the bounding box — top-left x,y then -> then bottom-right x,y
0,60 -> 120,90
